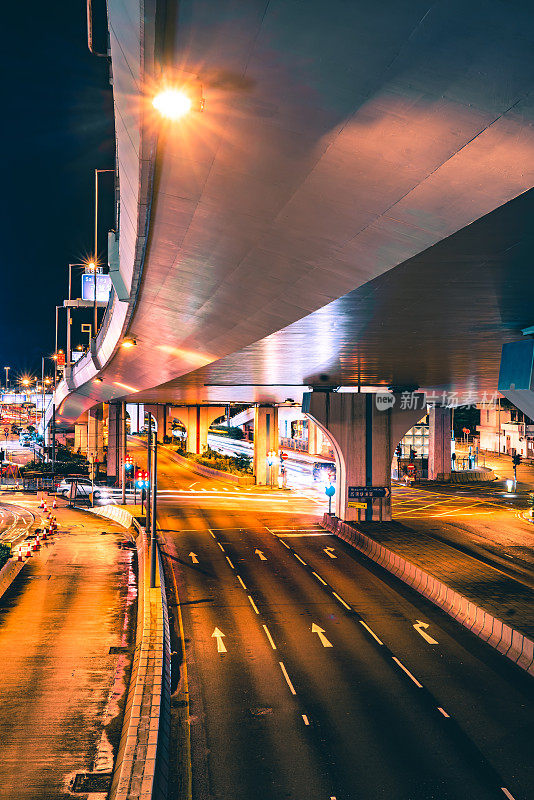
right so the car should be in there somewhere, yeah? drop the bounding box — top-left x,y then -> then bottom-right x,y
55,478 -> 103,500
312,461 -> 336,482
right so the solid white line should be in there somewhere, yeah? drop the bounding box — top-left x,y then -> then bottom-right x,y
312,571 -> 327,586
248,595 -> 260,614
359,621 -> 383,645
237,575 -> 247,590
262,624 -> 277,649
294,554 -> 307,565
217,542 -> 225,552
302,714 -> 310,725
279,662 -> 297,695
332,592 -> 351,610
501,789 -> 517,800
226,556 -> 235,569
392,657 -> 423,688
280,540 -> 291,549
437,707 -> 450,718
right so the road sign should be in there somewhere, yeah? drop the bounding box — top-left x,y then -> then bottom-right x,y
280,451 -> 288,461
325,484 -> 335,497
348,486 -> 390,499
348,501 -> 367,509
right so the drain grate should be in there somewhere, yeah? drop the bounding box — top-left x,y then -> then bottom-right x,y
71,772 -> 112,793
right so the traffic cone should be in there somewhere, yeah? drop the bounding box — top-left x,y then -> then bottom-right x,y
42,528 -> 47,540
25,544 -> 32,558
32,536 -> 40,551
52,498 -> 57,509
18,547 -> 23,562
39,498 -> 44,509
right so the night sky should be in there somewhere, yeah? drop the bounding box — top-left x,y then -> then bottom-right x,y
1,1 -> 115,382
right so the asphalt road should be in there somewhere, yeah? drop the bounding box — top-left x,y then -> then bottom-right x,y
144,445 -> 534,800
0,500 -> 40,546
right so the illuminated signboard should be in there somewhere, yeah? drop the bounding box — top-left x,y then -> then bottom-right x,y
81,273 -> 112,302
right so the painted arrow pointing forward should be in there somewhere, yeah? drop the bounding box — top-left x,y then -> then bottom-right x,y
212,627 -> 227,653
323,547 -> 337,558
255,549 -> 267,561
413,620 -> 438,645
189,552 -> 199,564
311,622 -> 333,647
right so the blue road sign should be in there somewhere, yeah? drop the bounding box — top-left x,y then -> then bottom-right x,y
348,486 -> 390,499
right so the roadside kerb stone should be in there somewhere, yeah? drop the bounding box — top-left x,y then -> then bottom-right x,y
0,557 -> 25,601
322,513 -> 534,676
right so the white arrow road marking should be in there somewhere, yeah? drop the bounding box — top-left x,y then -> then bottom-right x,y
211,627 -> 227,653
255,549 -> 267,561
189,552 -> 199,564
413,620 -> 438,645
311,623 -> 333,648
324,547 -> 337,558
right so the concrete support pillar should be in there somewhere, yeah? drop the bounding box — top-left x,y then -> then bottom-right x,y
74,420 -> 88,455
304,392 -> 425,522
253,406 -> 279,486
87,406 -> 104,463
107,402 -> 125,485
171,406 -> 225,454
156,405 -> 168,442
126,403 -> 143,434
428,406 -> 452,480
307,419 -> 319,455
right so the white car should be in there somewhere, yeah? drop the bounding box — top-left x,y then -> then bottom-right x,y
56,478 -> 102,499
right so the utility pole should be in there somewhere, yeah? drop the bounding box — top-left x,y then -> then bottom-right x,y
150,436 -> 158,588
121,401 -> 127,505
146,414 -> 152,533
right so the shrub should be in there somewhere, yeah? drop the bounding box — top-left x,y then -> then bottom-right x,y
209,425 -> 245,440
0,543 -> 11,570
176,445 -> 252,475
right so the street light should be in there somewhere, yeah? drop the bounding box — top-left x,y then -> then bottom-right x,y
153,88 -> 192,119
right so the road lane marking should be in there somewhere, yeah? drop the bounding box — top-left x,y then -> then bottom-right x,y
501,789 -> 517,800
262,624 -> 277,649
413,620 -> 438,645
217,542 -> 225,552
280,540 -> 291,549
302,714 -> 310,725
225,556 -> 235,569
279,662 -> 297,694
392,657 -> 423,687
188,552 -> 199,564
248,595 -> 260,614
359,621 -> 384,645
294,553 -> 307,565
311,622 -> 333,647
324,547 -> 337,558
332,592 -> 351,610
212,627 -> 227,653
437,707 -> 450,718
312,571 -> 327,585
208,529 -> 216,538
236,575 -> 247,590
432,502 -> 482,517
255,548 -> 267,561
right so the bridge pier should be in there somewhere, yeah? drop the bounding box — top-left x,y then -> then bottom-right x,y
303,391 -> 424,521
170,406 -> 225,454
74,413 -> 88,455
87,406 -> 105,463
428,406 -> 452,480
253,406 -> 279,486
107,402 -> 126,486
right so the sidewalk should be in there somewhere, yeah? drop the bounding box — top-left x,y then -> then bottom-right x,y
0,495 -> 137,799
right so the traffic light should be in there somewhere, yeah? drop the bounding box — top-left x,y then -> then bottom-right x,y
512,453 -> 522,467
143,470 -> 149,488
395,444 -> 402,458
125,453 -> 134,474
409,447 -> 416,461
135,469 -> 144,489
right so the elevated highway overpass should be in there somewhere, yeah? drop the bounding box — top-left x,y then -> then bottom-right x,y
48,0 -> 534,517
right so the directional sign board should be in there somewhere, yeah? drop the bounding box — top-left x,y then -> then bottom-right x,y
347,501 -> 367,509
348,486 -> 390,499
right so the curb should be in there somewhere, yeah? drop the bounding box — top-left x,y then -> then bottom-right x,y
322,513 -> 534,677
0,557 -> 26,602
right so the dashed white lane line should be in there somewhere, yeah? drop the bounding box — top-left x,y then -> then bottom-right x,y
294,553 -> 307,566
359,621 -> 384,645
501,788 -> 517,800
208,529 -> 216,539
437,707 -> 450,718
302,714 -> 310,725
279,661 -> 297,695
332,592 -> 351,610
312,571 -> 327,586
392,657 -> 423,688
262,624 -> 277,650
236,575 -> 247,591
217,541 -> 225,552
248,595 -> 260,615
226,556 -> 235,569
280,540 -> 291,549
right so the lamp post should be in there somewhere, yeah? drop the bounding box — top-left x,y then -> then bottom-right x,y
150,433 -> 158,588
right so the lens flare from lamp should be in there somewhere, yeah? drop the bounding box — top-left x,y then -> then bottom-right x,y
153,89 -> 192,119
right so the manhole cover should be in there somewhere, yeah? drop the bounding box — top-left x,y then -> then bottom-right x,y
71,772 -> 112,793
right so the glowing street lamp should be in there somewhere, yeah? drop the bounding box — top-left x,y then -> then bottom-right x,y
153,88 -> 192,120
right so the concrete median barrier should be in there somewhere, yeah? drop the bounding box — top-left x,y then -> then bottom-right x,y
322,513 -> 534,677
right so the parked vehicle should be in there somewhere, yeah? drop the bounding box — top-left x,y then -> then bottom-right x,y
312,461 -> 336,482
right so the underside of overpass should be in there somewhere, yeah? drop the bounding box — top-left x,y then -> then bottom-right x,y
51,0 -> 534,428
